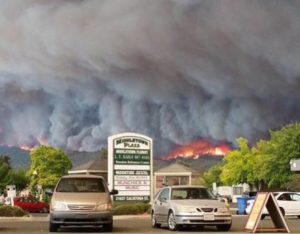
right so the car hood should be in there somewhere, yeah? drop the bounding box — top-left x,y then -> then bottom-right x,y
170,199 -> 225,208
52,192 -> 110,205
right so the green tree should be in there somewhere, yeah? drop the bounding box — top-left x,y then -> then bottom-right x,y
6,170 -> 29,191
260,123 -> 300,188
0,155 -> 12,192
220,138 -> 251,186
28,146 -> 72,190
203,162 -> 224,187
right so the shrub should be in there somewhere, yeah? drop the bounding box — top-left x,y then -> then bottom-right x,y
0,205 -> 29,217
113,203 -> 151,215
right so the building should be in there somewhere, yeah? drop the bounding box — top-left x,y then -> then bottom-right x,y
68,158 -> 108,181
154,161 -> 201,194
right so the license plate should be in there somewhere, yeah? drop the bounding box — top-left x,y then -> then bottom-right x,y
203,214 -> 215,221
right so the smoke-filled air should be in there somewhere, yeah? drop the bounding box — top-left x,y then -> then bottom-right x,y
1,0 -> 300,156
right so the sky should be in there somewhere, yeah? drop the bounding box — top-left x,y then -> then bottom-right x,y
0,0 -> 300,157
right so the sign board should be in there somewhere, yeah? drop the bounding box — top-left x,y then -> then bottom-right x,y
245,192 -> 290,233
6,185 -> 16,198
108,133 -> 153,202
290,159 -> 300,172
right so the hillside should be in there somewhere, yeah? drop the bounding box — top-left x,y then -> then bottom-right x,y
0,146 -> 31,169
0,146 -> 222,173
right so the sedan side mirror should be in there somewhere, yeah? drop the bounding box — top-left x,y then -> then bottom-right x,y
110,189 -> 118,195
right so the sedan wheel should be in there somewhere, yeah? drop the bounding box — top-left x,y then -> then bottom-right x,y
167,211 -> 178,231
151,212 -> 161,228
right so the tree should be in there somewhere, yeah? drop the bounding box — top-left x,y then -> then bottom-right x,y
28,146 -> 72,190
219,123 -> 300,190
220,138 -> 251,186
203,162 -> 224,187
259,123 -> 300,188
0,155 -> 12,192
6,170 -> 29,191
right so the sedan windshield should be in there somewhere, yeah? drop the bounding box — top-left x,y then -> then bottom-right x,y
56,178 -> 106,193
171,187 -> 216,200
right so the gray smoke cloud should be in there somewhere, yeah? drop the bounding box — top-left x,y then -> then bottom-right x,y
0,0 -> 300,156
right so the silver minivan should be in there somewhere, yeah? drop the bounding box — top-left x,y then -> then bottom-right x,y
49,174 -> 118,232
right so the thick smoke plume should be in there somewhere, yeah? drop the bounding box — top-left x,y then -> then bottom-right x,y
0,0 -> 300,156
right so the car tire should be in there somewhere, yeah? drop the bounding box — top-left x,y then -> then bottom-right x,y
103,222 -> 113,232
151,212 -> 161,228
167,211 -> 179,231
49,222 -> 59,232
280,207 -> 285,216
217,224 -> 231,231
297,215 -> 300,219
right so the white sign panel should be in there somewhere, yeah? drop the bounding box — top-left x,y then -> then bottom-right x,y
108,133 -> 153,202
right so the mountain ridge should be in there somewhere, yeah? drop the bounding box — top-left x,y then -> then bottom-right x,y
0,146 -> 222,173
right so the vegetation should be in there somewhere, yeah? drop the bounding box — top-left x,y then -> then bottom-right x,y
113,203 -> 151,215
204,123 -> 300,190
0,155 -> 29,193
0,205 -> 29,217
28,146 -> 72,190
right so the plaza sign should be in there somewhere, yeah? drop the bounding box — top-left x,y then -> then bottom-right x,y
108,133 -> 153,202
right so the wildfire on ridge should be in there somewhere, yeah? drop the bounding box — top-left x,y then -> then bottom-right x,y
19,137 -> 49,152
162,140 -> 232,161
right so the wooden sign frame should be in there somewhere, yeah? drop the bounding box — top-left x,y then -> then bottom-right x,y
244,192 -> 290,233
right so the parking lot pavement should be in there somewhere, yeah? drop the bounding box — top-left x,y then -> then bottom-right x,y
0,213 -> 299,233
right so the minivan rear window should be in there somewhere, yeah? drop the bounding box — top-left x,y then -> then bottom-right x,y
56,178 -> 106,193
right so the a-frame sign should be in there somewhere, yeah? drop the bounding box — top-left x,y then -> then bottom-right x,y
245,192 -> 290,233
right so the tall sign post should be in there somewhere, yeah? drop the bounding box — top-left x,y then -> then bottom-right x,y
108,133 -> 153,203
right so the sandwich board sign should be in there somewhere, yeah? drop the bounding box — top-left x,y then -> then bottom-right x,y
108,132 -> 153,202
245,192 -> 290,233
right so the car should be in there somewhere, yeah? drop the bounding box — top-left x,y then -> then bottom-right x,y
14,196 -> 49,213
49,174 -> 118,232
246,192 -> 300,219
151,185 -> 232,231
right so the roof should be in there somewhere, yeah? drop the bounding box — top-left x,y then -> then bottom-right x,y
154,162 -> 200,175
61,174 -> 105,179
164,185 -> 207,189
69,158 -> 107,172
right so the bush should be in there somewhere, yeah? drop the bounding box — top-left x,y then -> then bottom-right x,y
113,203 -> 151,215
0,205 -> 29,217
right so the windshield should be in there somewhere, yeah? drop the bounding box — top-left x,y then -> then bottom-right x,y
56,178 -> 106,193
171,187 -> 216,200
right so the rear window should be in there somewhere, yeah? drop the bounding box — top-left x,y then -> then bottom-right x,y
56,178 -> 106,193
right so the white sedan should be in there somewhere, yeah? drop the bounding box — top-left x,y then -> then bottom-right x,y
246,192 -> 300,219
151,186 -> 232,231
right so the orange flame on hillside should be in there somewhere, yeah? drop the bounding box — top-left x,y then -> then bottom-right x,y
19,136 -> 49,152
162,140 -> 231,160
